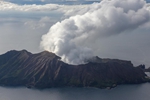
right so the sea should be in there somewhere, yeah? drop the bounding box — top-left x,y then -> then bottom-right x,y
0,83 -> 150,100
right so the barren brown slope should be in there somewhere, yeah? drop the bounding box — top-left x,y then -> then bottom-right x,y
0,50 -> 148,89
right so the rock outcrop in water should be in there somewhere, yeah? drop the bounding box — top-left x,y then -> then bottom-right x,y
0,50 -> 148,89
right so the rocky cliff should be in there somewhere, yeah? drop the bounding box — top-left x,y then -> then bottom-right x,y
0,50 -> 148,89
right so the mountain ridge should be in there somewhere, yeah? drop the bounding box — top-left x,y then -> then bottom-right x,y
0,50 -> 148,89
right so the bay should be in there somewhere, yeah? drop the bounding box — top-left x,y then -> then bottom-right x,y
0,83 -> 150,100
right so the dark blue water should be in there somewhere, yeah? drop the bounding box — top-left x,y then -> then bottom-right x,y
0,83 -> 150,100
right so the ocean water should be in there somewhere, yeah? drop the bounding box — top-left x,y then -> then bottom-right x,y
0,83 -> 150,100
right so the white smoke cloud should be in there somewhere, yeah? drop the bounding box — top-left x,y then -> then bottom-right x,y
40,0 -> 150,65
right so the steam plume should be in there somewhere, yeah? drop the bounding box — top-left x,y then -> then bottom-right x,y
41,0 -> 150,65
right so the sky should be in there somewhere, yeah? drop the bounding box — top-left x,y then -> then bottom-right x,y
0,0 -> 150,66
3,0 -> 100,5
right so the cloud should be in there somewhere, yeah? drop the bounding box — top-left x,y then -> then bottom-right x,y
0,0 -> 89,55
0,3 -> 61,54
24,16 -> 54,29
3,0 -> 100,3
0,1 -> 59,11
0,0 -> 89,12
1,0 -> 150,66
40,0 -> 150,65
